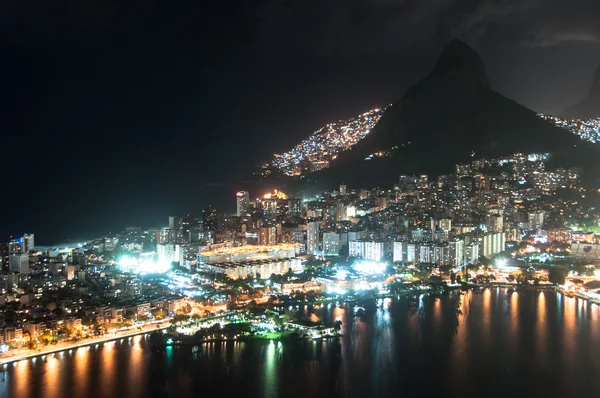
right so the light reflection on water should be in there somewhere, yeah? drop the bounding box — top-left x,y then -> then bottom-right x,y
3,290 -> 600,398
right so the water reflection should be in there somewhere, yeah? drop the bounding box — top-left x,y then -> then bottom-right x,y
4,291 -> 600,398
535,291 -> 548,365
100,342 -> 115,398
74,347 -> 89,398
262,341 -> 279,398
42,354 -> 60,398
13,360 -> 29,398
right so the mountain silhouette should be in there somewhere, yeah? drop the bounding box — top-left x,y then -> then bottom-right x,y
318,39 -> 593,186
561,65 -> 600,119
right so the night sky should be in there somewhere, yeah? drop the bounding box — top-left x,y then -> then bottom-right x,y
2,0 -> 599,244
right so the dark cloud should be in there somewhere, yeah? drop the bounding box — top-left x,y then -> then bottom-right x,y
247,0 -> 600,57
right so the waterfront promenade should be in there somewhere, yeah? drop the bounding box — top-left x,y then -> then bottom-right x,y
0,321 -> 171,366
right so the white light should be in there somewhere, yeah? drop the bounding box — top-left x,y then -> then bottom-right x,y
354,260 -> 386,274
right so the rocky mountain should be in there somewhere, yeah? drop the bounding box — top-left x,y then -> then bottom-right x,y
320,39 -> 594,186
561,65 -> 600,119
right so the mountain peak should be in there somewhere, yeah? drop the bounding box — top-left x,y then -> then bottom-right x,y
431,39 -> 490,90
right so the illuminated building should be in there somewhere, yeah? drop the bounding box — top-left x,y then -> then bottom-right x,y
179,215 -> 199,242
203,205 -> 218,231
433,243 -> 449,265
407,243 -> 419,263
487,213 -> 503,232
288,198 -> 302,217
9,254 -> 29,273
64,265 -> 75,280
571,243 -> 600,259
169,216 -> 181,230
547,228 -> 572,243
203,257 -> 302,280
3,327 -> 23,342
197,243 -> 301,264
259,225 -> 277,245
393,241 -> 407,262
119,274 -> 143,299
419,244 -> 432,263
236,191 -> 249,216
155,228 -> 174,245
197,243 -> 303,279
465,242 -> 479,264
262,199 -> 278,221
430,218 -> 452,232
339,184 -> 347,196
528,210 -> 545,230
157,243 -> 180,265
349,240 -> 390,262
478,232 -> 505,258
447,239 -> 464,267
306,221 -> 320,255
323,232 -> 341,256
104,236 -> 119,251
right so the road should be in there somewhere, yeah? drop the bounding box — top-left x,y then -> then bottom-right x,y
0,320 -> 171,366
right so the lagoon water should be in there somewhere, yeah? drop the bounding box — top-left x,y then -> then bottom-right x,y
2,289 -> 600,398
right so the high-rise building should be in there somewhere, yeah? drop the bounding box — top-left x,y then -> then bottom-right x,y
393,241 -> 407,263
528,210 -> 545,230
481,232 -> 505,258
236,191 -> 250,216
349,240 -> 390,262
259,225 -> 277,245
155,228 -> 174,245
168,216 -> 181,231
23,234 -> 34,252
487,213 -> 503,233
465,242 -> 479,264
203,206 -> 218,231
448,239 -> 465,267
64,265 -> 76,280
306,221 -> 320,255
287,198 -> 302,218
407,243 -> 419,263
323,232 -> 341,256
339,184 -> 347,196
9,254 -> 29,274
157,244 -> 180,265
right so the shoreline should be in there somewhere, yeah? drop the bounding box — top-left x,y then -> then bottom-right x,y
0,322 -> 170,366
4,285 -> 597,364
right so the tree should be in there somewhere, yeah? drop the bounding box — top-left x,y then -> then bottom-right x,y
548,267 -> 567,285
39,330 -> 53,346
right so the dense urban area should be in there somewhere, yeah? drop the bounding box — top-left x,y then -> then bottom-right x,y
268,108 -> 386,176
265,108 -> 600,178
2,149 -> 600,360
540,114 -> 600,144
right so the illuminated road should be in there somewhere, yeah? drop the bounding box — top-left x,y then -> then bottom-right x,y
0,321 -> 171,365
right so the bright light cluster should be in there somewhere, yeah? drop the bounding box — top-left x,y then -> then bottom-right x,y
353,260 -> 387,275
539,114 -> 600,143
118,254 -> 170,274
272,107 -> 386,175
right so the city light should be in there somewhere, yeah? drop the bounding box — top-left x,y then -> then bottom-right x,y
271,108 -> 386,175
117,255 -> 171,274
354,260 -> 387,275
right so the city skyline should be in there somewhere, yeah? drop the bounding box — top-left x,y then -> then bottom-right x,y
2,1 -> 600,243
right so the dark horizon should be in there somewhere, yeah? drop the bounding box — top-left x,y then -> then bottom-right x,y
2,0 -> 599,244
